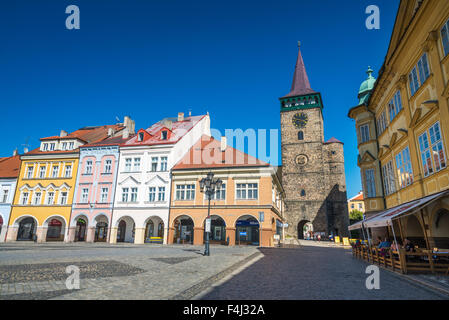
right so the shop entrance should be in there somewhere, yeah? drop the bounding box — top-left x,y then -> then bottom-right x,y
17,217 -> 36,241
46,218 -> 64,241
235,215 -> 259,245
204,215 -> 226,244
173,215 -> 194,244
75,218 -> 87,242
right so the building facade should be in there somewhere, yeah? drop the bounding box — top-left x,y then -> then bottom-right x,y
169,135 -> 285,247
110,113 -> 210,245
347,191 -> 365,214
6,124 -> 128,242
348,0 -> 449,247
0,153 -> 21,242
280,43 -> 349,239
69,122 -> 134,243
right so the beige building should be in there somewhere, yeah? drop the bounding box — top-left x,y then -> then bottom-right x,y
348,192 -> 365,214
348,0 -> 449,249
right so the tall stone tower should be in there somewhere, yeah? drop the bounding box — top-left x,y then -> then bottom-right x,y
280,42 -> 349,239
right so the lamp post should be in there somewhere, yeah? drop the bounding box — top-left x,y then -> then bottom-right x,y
199,171 -> 222,256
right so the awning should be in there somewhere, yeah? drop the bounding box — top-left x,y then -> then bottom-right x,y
348,210 -> 386,231
364,190 -> 449,228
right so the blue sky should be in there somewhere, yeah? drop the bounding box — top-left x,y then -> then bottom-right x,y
0,0 -> 399,198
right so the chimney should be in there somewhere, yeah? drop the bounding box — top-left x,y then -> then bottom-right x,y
178,112 -> 184,122
60,130 -> 68,137
188,110 -> 192,117
220,137 -> 227,152
23,147 -> 29,154
13,148 -> 18,156
122,128 -> 129,139
124,116 -> 136,134
108,128 -> 114,136
163,119 -> 173,130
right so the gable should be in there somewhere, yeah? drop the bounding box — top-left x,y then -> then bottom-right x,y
145,175 -> 168,186
118,175 -> 141,185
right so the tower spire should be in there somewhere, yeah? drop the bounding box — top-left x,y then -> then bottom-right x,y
283,42 -> 316,98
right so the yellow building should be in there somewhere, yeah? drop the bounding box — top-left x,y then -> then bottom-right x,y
7,125 -> 126,242
348,0 -> 449,249
347,192 -> 365,214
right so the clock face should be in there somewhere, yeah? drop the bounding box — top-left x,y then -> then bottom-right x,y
292,112 -> 308,129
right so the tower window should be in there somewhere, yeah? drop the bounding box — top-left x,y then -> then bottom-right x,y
161,131 -> 168,140
300,189 -> 306,197
298,131 -> 304,140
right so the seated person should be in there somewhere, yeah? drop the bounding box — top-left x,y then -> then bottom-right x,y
403,238 -> 415,252
377,238 -> 391,249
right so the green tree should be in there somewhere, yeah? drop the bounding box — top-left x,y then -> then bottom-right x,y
349,209 -> 363,222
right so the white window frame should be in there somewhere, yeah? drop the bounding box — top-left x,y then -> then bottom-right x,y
21,191 -> 29,205
133,158 -> 141,172
359,124 -> 370,144
176,184 -> 195,200
52,165 -> 59,178
382,160 -> 396,196
395,146 -> 414,189
122,187 -> 129,202
158,186 -> 165,202
33,192 -> 42,205
236,183 -> 258,200
148,187 -> 156,202
160,157 -> 168,171
1,188 -> 9,203
419,121 -> 447,177
100,188 -> 109,203
81,188 -> 89,203
85,160 -> 93,174
39,166 -> 46,179
26,166 -> 34,179
46,191 -> 55,205
151,157 -> 158,172
124,158 -> 132,172
104,160 -> 112,174
130,187 -> 138,202
60,191 -> 68,205
64,165 -> 72,178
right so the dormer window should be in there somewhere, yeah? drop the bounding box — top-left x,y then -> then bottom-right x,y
138,132 -> 145,142
42,144 -> 48,151
161,131 -> 168,140
62,142 -> 67,150
49,143 -> 55,151
68,142 -> 74,150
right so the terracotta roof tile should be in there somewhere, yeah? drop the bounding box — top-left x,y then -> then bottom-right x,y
173,135 -> 269,170
0,155 -> 21,178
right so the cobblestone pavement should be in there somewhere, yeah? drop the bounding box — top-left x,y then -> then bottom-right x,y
0,243 -> 258,300
199,246 -> 449,300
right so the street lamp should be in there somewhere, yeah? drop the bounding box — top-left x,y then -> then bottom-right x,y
199,171 -> 222,256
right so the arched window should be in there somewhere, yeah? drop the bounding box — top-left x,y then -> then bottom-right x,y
300,189 -> 306,197
298,131 -> 304,140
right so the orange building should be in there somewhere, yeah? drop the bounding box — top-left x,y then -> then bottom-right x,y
168,135 -> 285,247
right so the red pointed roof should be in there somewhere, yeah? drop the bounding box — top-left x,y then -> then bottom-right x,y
282,42 -> 316,98
349,192 -> 364,201
173,135 -> 269,170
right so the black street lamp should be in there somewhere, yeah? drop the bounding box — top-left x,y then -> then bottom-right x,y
199,171 -> 222,256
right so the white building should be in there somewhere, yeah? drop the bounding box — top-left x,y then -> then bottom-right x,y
0,153 -> 21,242
110,113 -> 210,244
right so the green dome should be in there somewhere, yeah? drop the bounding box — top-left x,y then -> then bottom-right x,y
358,67 -> 376,105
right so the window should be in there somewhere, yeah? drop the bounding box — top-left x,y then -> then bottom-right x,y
42,144 -> 48,151
382,161 -> 396,196
161,131 -> 168,140
441,18 -> 449,56
81,188 -> 89,203
160,157 -> 168,171
64,165 -> 72,178
351,204 -> 355,209
300,189 -> 306,197
409,53 -> 430,96
62,142 -> 67,150
148,187 -> 156,202
298,131 -> 304,141
359,124 -> 370,144
130,187 -> 138,202
47,192 -> 54,205
52,165 -> 59,178
104,160 -> 112,173
26,166 -> 34,179
364,169 -> 376,198
151,157 -> 158,171
209,183 -> 226,200
85,160 -> 93,174
100,188 -> 108,203
176,184 -> 195,200
21,192 -> 29,205
33,192 -> 41,205
122,188 -> 129,202
69,142 -> 74,150
1,189 -> 9,203
419,121 -> 447,177
158,186 -> 165,202
236,183 -> 258,200
388,91 -> 403,122
60,192 -> 68,205
395,147 -> 413,188
125,158 -> 132,172
49,143 -> 55,151
39,166 -> 46,179
133,158 -> 141,172
138,132 -> 144,141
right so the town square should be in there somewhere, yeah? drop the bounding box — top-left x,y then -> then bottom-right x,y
2,0 -> 449,306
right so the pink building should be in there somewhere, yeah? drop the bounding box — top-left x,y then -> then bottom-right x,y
68,120 -> 134,242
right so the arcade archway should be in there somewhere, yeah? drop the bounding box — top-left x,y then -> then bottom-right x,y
173,215 -> 194,244
235,215 -> 259,245
297,220 -> 313,240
